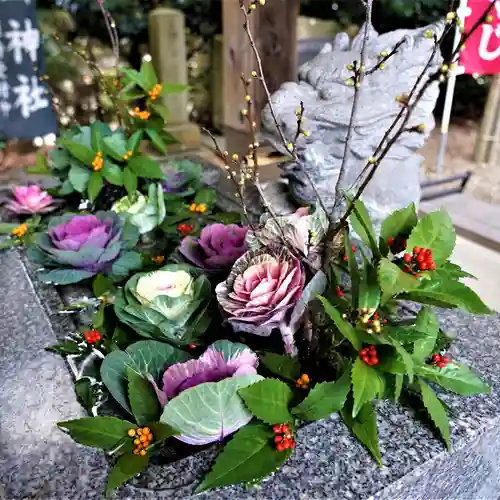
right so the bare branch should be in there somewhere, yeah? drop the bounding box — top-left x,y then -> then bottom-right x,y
331,0 -> 373,220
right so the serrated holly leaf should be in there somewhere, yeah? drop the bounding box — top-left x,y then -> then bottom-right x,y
416,363 -> 490,395
319,296 -> 362,350
341,399 -> 382,465
380,203 -> 418,255
292,363 -> 351,421
239,379 -> 293,424
93,274 -> 116,298
406,209 -> 455,265
439,261 -> 476,280
348,198 -> 379,257
57,416 -> 134,450
46,339 -> 80,355
387,337 -> 414,382
345,230 -> 360,309
149,422 -> 177,441
88,171 -> 103,202
127,368 -> 161,426
351,358 -> 383,417
106,454 -> 148,496
196,422 -> 290,493
384,326 -> 431,345
405,279 -> 491,315
128,155 -> 163,179
358,263 -> 380,313
260,352 -> 301,382
412,307 -> 439,361
418,379 -> 451,451
378,258 -> 420,304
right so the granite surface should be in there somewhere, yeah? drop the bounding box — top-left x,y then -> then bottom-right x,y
1,249 -> 500,499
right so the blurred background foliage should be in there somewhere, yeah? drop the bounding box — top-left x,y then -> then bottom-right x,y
37,0 -> 488,129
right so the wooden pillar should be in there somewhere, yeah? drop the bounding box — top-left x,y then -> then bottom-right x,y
222,0 -> 300,156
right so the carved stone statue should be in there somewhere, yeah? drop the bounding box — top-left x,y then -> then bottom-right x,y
262,22 -> 444,226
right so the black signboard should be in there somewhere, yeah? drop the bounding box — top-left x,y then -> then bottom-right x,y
0,0 -> 57,140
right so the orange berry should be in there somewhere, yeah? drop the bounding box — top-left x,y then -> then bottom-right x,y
133,449 -> 140,455
142,427 -> 150,435
139,434 -> 147,442
127,429 -> 136,437
133,439 -> 140,445
139,449 -> 147,456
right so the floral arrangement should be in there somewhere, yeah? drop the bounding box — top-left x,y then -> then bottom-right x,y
0,0 -> 495,497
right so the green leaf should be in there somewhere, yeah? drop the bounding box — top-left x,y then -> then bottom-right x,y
387,337 -> 414,382
110,251 -> 143,281
148,422 -> 177,441
292,363 -> 351,421
127,368 -> 161,426
88,172 -> 104,202
351,357 -> 383,417
238,379 -> 293,425
0,222 -> 18,234
121,67 -> 145,88
380,203 -> 418,255
208,212 -> 242,225
418,379 -> 451,450
406,209 -> 455,265
412,307 -> 439,361
146,128 -> 168,153
123,168 -> 138,196
68,164 -> 90,193
90,122 -> 105,152
106,454 -> 148,496
196,422 -> 290,493
393,374 -> 403,402
75,378 -> 97,413
127,130 -> 144,154
378,258 -> 420,304
260,352 -> 301,382
404,279 -> 491,315
194,188 -> 217,207
341,399 -> 382,465
416,363 -> 490,395
160,83 -> 187,95
46,339 -> 80,355
139,60 -> 158,90
57,417 -> 134,450
439,261 -> 475,280
93,274 -> 116,297
151,103 -> 169,122
103,132 -> 128,161
359,264 -> 380,313
60,140 -> 95,165
27,152 -> 51,174
100,340 -> 191,414
319,296 -> 362,350
102,161 -> 124,186
349,198 -> 379,257
161,375 -> 262,445
345,229 -> 360,309
128,155 -> 164,179
38,268 -> 95,285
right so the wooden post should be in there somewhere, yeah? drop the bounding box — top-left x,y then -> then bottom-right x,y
222,0 -> 300,156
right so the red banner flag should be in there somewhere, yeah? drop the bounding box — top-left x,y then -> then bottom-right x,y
459,0 -> 500,75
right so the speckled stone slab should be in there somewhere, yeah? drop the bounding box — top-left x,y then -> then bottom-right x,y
1,249 -> 500,499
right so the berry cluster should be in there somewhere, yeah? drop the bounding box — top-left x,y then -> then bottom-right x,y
152,255 -> 165,265
177,223 -> 193,236
296,374 -> 310,390
83,329 -> 102,344
131,106 -> 151,120
189,203 -> 208,214
11,223 -> 28,238
402,246 -> 436,275
272,424 -> 296,452
92,152 -> 104,172
122,150 -> 134,161
360,309 -> 387,334
128,427 -> 154,456
148,84 -> 162,101
336,286 -> 344,298
360,345 -> 379,366
432,353 -> 451,369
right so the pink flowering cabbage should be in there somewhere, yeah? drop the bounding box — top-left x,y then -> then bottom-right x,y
6,185 -> 56,214
215,245 -> 305,342
159,340 -> 260,445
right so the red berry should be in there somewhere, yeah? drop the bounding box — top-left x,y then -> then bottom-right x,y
387,237 -> 394,245
373,312 -> 379,319
337,287 -> 344,297
420,262 -> 429,271
441,356 -> 450,364
273,425 -> 281,434
281,424 -> 290,434
403,254 -> 412,263
274,435 -> 283,443
432,354 -> 441,362
344,255 -> 348,261
371,357 -> 379,365
282,439 -> 291,449
352,245 -> 357,252
369,345 -> 375,350
188,344 -> 197,349
429,262 -> 436,270
291,441 -> 297,449
276,443 -> 285,452
437,362 -> 445,369
84,329 -> 101,344
413,246 -> 422,255
416,255 -> 425,263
